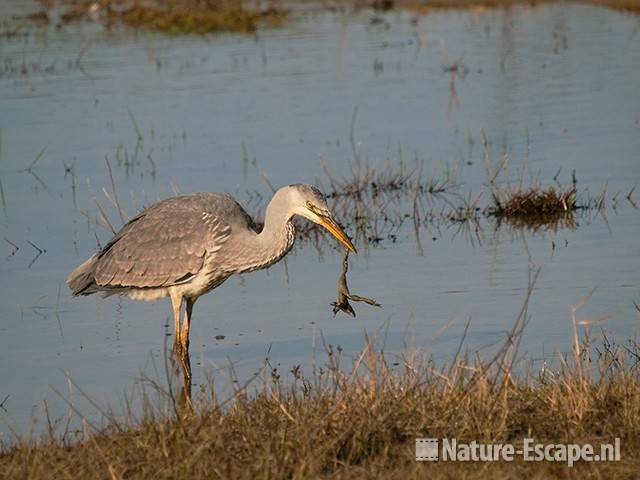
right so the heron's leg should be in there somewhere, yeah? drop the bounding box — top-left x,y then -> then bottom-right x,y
181,298 -> 195,351
177,350 -> 193,410
170,292 -> 183,352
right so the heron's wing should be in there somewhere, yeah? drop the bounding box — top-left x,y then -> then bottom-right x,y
93,195 -> 232,289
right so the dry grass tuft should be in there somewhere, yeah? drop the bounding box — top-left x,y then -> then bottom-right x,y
481,150 -> 583,231
489,186 -> 577,226
111,1 -> 287,34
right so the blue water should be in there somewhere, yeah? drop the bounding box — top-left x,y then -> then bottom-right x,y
0,1 -> 639,439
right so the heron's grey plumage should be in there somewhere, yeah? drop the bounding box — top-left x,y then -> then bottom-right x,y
67,184 -> 355,352
68,192 -> 250,296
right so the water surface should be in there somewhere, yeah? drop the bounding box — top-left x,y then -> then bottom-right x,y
1,2 -> 639,438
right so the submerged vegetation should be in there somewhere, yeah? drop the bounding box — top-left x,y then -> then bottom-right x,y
1,279 -> 640,477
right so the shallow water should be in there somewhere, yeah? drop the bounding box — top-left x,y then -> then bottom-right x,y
1,2 -> 639,438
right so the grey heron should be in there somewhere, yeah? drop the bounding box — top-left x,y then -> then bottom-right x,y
67,184 -> 356,352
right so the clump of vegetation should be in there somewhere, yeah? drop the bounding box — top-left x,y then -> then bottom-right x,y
32,0 -> 287,34
1,292 -> 640,477
489,186 -> 577,224
479,149 -> 584,231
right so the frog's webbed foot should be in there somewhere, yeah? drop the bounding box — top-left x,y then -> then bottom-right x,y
347,293 -> 381,307
332,300 -> 356,317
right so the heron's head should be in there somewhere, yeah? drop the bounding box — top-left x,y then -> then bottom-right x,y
287,184 -> 357,253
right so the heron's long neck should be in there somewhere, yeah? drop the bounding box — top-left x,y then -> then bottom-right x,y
235,193 -> 296,274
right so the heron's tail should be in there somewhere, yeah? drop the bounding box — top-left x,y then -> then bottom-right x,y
67,254 -> 99,295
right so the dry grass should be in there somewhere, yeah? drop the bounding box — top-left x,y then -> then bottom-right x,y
2,277 -> 640,478
490,186 -> 576,217
480,149 -> 585,231
2,347 -> 639,478
32,0 -> 288,34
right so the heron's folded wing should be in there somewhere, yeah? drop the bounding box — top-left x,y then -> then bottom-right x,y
93,199 -> 230,289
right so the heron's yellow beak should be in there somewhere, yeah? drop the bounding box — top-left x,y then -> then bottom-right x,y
317,215 -> 357,254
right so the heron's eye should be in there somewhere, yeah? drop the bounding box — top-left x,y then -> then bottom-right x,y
306,202 -> 326,217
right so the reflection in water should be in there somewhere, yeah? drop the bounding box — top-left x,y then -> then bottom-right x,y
493,211 -> 577,234
440,40 -> 467,122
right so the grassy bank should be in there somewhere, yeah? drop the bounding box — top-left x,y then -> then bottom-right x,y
2,285 -> 639,478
